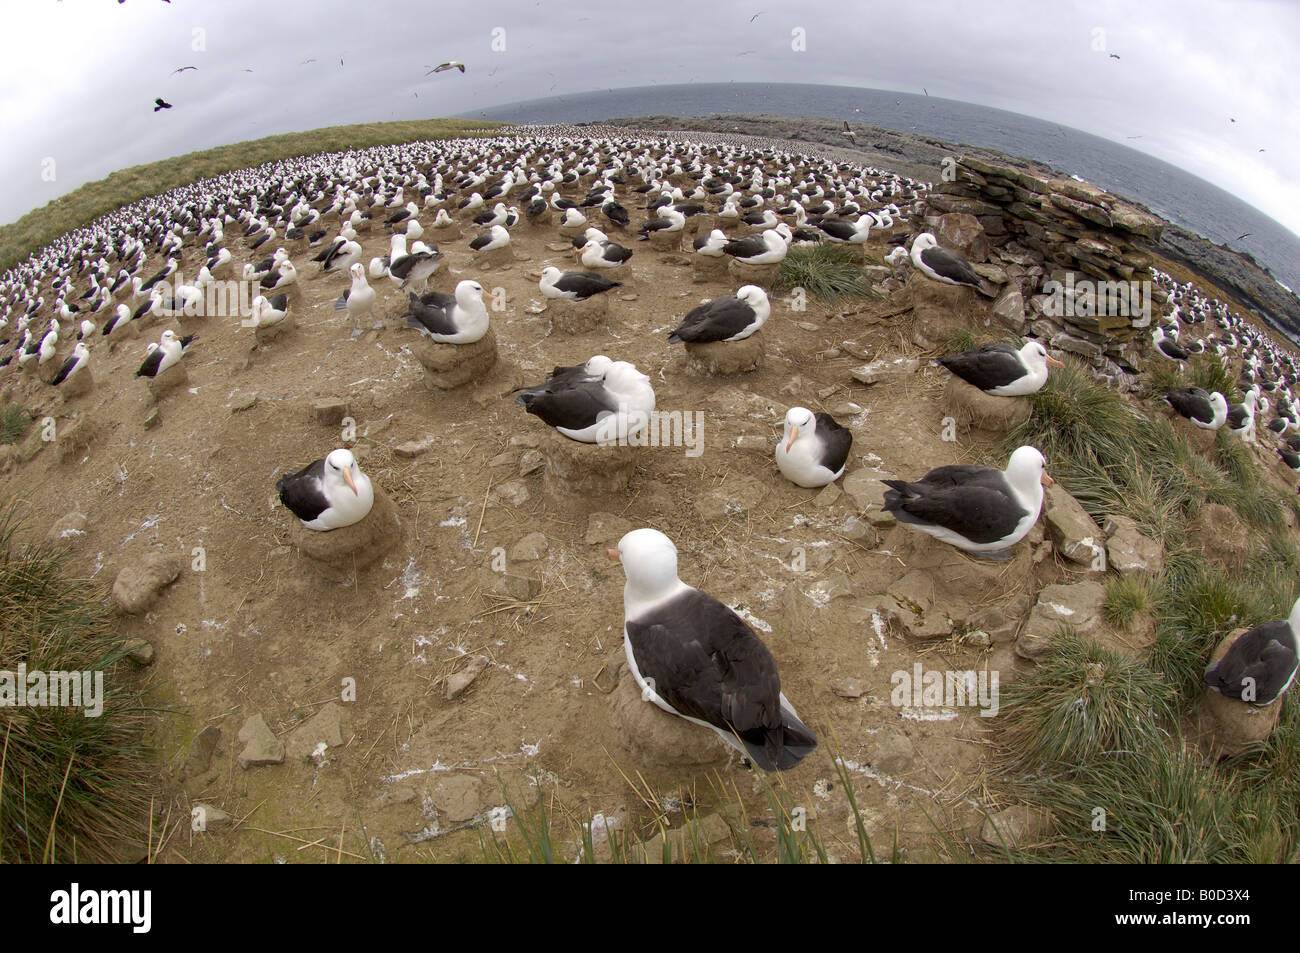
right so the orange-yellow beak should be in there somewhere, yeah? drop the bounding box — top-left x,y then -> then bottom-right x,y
1046,355 -> 1065,369
1041,471 -> 1054,487
606,548 -> 620,562
342,467 -> 359,496
786,425 -> 798,453
528,271 -> 543,279
483,291 -> 499,305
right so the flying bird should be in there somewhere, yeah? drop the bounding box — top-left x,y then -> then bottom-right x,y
1109,53 -> 1120,59
749,11 -> 764,21
426,62 -> 466,75
1236,233 -> 1251,241
841,121 -> 856,143
153,97 -> 173,111
171,66 -> 197,74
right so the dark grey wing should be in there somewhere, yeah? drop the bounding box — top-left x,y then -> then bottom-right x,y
553,272 -> 618,299
908,464 -> 1005,490
519,380 -> 617,430
626,593 -> 814,770
134,349 -> 163,378
939,343 -> 1025,390
404,291 -> 457,335
882,479 -> 1027,544
50,354 -> 79,386
813,413 -> 853,474
1204,621 -> 1298,702
275,459 -> 328,523
722,236 -> 765,258
920,244 -> 982,285
669,295 -> 754,343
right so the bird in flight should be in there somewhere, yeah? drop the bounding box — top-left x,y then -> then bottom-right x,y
171,65 -> 197,74
153,97 -> 173,111
841,121 -> 857,143
923,87 -> 929,96
426,61 -> 466,74
1109,53 -> 1120,59
300,58 -> 316,65
750,11 -> 763,21
1236,233 -> 1251,241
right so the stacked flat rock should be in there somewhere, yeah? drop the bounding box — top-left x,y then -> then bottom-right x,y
922,156 -> 1167,378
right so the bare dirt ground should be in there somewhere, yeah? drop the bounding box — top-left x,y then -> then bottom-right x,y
4,141 -> 1293,864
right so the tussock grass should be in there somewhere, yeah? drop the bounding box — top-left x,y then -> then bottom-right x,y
1005,744 -> 1243,863
998,630 -> 1175,770
0,501 -> 157,863
774,244 -> 876,305
0,118 -> 501,271
478,749 -> 891,864
1103,574 -> 1158,630
0,405 -> 29,445
1144,353 -> 1239,403
1005,360 -> 1142,470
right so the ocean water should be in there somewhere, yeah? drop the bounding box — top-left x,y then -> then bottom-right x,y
468,82 -> 1300,297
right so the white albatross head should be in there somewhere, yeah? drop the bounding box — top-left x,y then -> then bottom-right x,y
607,528 -> 682,606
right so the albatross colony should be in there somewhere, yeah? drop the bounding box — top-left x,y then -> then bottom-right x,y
3,122 -> 1300,860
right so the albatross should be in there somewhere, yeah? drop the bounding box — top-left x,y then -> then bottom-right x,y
938,341 -> 1064,396
275,448 -> 375,531
668,286 -> 769,343
608,528 -> 818,771
402,279 -> 495,344
909,233 -> 995,295
882,446 -> 1052,559
775,407 -> 853,487
1203,597 -> 1300,705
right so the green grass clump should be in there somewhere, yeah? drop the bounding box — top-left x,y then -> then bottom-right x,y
0,501 -> 157,863
774,244 -> 877,305
998,629 -> 1175,770
1005,359 -> 1141,470
1144,353 -> 1239,403
0,118 -> 501,271
1103,574 -> 1158,630
0,406 -> 29,445
1004,744 -> 1243,863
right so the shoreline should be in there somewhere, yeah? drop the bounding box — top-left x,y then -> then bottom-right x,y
534,113 -> 1300,346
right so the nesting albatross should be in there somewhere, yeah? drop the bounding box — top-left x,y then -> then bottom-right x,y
608,528 -> 818,771
882,446 -> 1052,558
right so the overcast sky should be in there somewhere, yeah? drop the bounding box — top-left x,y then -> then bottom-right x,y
2,0 -> 1297,239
